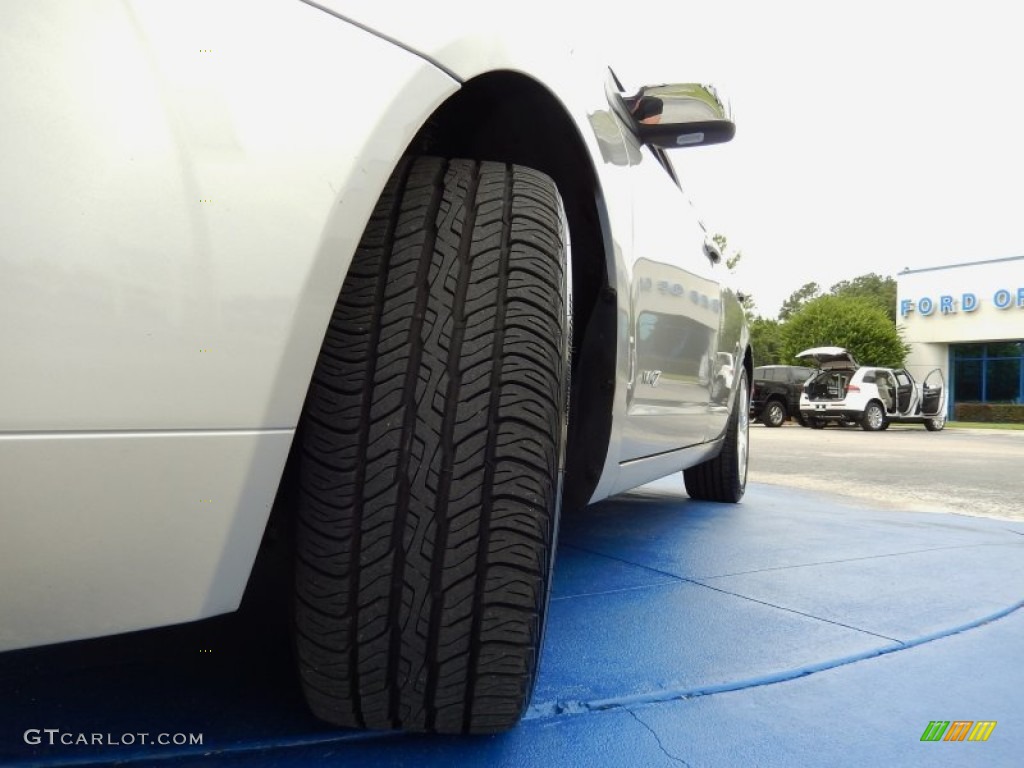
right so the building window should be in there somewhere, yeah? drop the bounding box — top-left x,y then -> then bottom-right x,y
987,359 -> 1021,402
954,358 -> 982,401
952,342 -> 1024,404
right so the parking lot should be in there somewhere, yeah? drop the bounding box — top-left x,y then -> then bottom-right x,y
750,423 -> 1024,521
2,428 -> 1021,767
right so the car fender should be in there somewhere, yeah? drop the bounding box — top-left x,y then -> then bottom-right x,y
0,0 -> 461,652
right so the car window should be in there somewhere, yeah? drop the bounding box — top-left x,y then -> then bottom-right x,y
806,371 -> 843,396
754,367 -> 767,380
861,371 -> 876,384
895,372 -> 912,387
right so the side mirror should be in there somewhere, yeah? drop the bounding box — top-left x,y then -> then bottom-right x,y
621,83 -> 735,149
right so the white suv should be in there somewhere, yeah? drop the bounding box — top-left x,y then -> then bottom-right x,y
797,347 -> 946,432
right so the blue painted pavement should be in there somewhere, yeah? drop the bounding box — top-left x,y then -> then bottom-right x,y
1,480 -> 1021,767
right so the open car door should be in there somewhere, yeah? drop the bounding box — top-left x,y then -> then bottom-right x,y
921,369 -> 947,431
894,370 -> 919,416
921,369 -> 946,418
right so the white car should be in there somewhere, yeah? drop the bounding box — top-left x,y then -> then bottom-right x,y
797,347 -> 946,431
0,1 -> 750,734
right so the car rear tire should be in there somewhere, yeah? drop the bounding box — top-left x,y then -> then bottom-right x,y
684,368 -> 749,502
761,399 -> 786,428
861,401 -> 887,431
925,415 -> 946,431
294,157 -> 568,734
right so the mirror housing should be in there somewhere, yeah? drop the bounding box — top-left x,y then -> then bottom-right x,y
621,83 -> 735,149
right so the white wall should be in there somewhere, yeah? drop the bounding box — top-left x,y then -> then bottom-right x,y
903,341 -> 947,381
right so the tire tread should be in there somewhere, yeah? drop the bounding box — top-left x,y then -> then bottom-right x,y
294,157 -> 565,734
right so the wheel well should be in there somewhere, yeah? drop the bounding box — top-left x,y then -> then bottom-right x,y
253,72 -> 615,614
408,71 -> 614,510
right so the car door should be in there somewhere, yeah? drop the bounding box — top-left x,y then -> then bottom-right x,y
620,142 -> 720,458
920,369 -> 947,417
894,370 -> 919,416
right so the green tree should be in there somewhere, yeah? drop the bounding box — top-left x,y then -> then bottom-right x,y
713,233 -> 756,313
749,316 -> 784,365
738,291 -> 756,314
829,273 -> 898,322
780,295 -> 910,368
712,233 -> 744,272
778,281 -> 820,320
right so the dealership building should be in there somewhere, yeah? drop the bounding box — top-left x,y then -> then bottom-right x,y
897,255 -> 1024,420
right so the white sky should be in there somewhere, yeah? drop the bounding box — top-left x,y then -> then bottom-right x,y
610,2 -> 1024,317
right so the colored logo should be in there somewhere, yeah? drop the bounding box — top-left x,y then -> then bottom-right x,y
920,721 -> 997,742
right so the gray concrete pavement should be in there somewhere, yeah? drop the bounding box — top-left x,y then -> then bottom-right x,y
750,424 -> 1024,520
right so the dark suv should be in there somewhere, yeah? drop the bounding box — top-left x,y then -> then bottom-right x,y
750,365 -> 815,427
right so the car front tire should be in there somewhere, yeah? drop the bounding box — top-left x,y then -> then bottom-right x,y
294,157 -> 568,734
925,415 -> 946,431
684,368 -> 749,502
